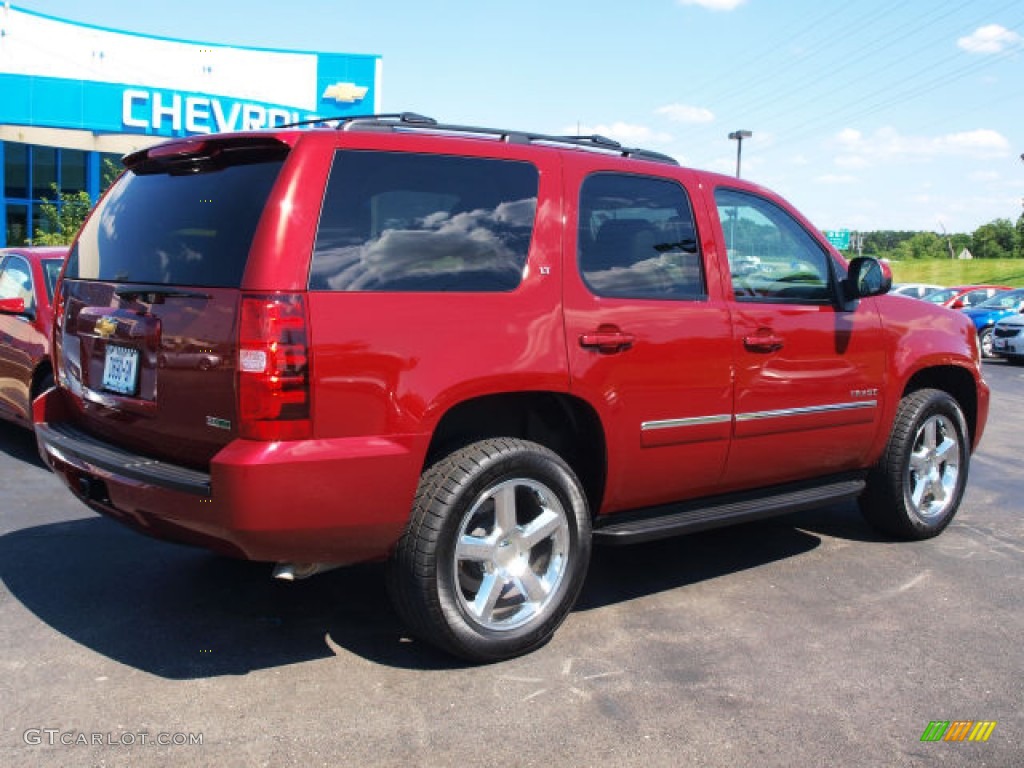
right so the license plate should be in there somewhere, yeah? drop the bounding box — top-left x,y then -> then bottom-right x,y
994,338 -> 1007,350
102,345 -> 140,395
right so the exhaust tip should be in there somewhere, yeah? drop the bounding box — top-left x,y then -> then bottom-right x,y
273,562 -> 340,581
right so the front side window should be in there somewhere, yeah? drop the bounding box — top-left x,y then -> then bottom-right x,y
310,151 -> 538,292
578,173 -> 704,300
715,188 -> 832,303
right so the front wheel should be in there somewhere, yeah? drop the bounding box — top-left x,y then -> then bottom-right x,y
978,327 -> 995,358
860,389 -> 970,540
387,438 -> 591,662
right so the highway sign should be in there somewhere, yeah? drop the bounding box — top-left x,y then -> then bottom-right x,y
824,229 -> 851,249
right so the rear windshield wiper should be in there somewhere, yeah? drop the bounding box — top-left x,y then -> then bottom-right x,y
114,285 -> 212,303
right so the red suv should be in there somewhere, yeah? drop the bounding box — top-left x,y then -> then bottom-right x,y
35,114 -> 989,661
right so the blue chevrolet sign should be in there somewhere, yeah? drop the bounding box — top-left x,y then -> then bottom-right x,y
0,6 -> 381,139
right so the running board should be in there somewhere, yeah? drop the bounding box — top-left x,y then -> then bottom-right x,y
592,477 -> 866,545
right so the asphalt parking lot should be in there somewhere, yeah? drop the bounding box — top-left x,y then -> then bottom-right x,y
2,361 -> 1021,768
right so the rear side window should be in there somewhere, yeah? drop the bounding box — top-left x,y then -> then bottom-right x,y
66,155 -> 284,288
578,173 -> 704,300
42,259 -> 63,301
310,151 -> 538,292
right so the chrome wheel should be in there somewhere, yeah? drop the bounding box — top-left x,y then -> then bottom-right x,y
861,388 -> 969,540
905,413 -> 961,521
979,327 -> 994,358
388,438 -> 591,660
453,478 -> 570,632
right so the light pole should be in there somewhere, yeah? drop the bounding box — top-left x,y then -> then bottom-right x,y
729,130 -> 752,178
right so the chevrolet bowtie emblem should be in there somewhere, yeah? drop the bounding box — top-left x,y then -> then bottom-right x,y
94,317 -> 117,339
321,82 -> 369,104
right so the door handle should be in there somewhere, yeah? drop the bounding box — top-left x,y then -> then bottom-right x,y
580,330 -> 636,353
743,333 -> 784,352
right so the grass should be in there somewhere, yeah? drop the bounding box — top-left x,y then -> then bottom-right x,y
887,259 -> 1024,287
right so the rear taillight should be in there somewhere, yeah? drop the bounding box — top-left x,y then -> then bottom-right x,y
238,293 -> 311,440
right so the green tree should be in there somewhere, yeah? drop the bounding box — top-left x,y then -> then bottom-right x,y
33,185 -> 93,246
971,218 -> 1016,260
101,157 -> 123,191
895,231 -> 947,260
1016,212 -> 1024,259
949,233 -> 971,258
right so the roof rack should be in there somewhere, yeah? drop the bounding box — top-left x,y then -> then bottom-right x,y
280,112 -> 678,166
279,112 -> 437,129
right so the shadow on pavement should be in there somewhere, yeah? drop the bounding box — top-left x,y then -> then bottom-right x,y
0,503 -> 878,677
0,421 -> 47,470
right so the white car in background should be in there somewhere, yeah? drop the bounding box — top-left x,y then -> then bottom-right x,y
890,283 -> 943,300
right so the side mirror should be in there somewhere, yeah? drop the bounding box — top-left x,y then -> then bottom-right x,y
951,299 -> 964,310
843,257 -> 891,305
0,297 -> 27,315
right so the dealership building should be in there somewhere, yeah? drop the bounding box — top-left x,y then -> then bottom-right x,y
0,4 -> 381,246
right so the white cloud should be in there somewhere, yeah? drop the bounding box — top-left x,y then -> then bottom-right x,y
656,103 -> 715,124
834,126 -> 1010,160
835,155 -> 868,169
941,129 -> 1010,152
568,122 -> 673,146
957,24 -> 1023,54
709,156 -> 738,175
815,174 -> 858,185
677,0 -> 747,10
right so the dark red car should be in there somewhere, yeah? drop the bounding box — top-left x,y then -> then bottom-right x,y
0,246 -> 66,428
33,115 -> 989,660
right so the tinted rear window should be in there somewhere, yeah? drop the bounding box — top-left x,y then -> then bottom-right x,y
66,156 -> 284,287
310,151 -> 538,292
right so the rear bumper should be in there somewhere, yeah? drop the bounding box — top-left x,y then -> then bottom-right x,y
34,391 -> 426,564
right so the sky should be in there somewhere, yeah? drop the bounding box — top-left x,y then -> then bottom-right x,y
13,0 -> 1024,235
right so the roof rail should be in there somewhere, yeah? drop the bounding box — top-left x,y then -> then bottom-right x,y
281,112 -> 678,165
278,112 -> 437,129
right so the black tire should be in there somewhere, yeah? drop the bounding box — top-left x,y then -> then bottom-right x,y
28,369 -> 55,422
387,438 -> 591,662
978,327 -> 995,359
860,389 -> 970,540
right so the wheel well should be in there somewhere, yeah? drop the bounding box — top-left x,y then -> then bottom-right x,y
30,361 -> 54,400
426,392 -> 607,517
902,366 -> 979,444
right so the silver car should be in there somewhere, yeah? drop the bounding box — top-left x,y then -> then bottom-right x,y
992,314 -> 1024,363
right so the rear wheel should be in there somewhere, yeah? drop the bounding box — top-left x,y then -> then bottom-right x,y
387,438 -> 591,662
860,389 -> 969,540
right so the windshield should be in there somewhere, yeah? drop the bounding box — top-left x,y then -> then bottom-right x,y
924,288 -> 957,304
977,288 -> 1024,309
